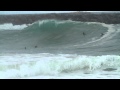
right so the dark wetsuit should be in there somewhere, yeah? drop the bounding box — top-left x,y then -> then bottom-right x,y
83,32 -> 86,36
101,33 -> 104,37
35,46 -> 37,48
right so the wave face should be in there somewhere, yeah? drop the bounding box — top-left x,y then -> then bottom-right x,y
0,20 -> 120,55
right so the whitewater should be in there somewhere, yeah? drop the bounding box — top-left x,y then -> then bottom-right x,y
0,20 -> 120,79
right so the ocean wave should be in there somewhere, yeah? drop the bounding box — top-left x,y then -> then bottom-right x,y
0,20 -> 120,55
0,23 -> 28,30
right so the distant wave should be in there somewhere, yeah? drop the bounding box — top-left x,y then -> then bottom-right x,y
0,23 -> 28,30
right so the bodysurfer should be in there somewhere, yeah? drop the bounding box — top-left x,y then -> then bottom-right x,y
83,32 -> 86,36
101,33 -> 104,37
35,46 -> 37,48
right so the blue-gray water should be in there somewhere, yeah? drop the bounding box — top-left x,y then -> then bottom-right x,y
0,20 -> 120,55
0,20 -> 120,79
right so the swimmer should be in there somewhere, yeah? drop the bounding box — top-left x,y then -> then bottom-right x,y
35,46 -> 37,48
101,33 -> 104,37
83,32 -> 86,36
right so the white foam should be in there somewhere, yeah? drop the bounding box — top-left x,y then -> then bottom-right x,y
0,23 -> 28,30
0,53 -> 120,79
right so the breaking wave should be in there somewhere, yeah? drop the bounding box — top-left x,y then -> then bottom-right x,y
0,20 -> 120,78
0,54 -> 120,78
0,23 -> 28,30
0,19 -> 120,55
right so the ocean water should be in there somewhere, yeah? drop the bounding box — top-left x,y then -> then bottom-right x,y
0,20 -> 120,79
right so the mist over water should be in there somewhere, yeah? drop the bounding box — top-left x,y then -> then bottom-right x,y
0,19 -> 120,79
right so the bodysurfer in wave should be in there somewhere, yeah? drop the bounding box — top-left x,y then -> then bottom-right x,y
83,32 -> 86,36
35,46 -> 37,48
101,33 -> 104,37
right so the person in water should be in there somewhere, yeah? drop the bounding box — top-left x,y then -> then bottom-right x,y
35,46 -> 37,48
101,33 -> 104,37
25,47 -> 26,50
83,32 -> 86,36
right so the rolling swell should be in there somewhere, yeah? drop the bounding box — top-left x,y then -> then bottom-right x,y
0,20 -> 120,55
